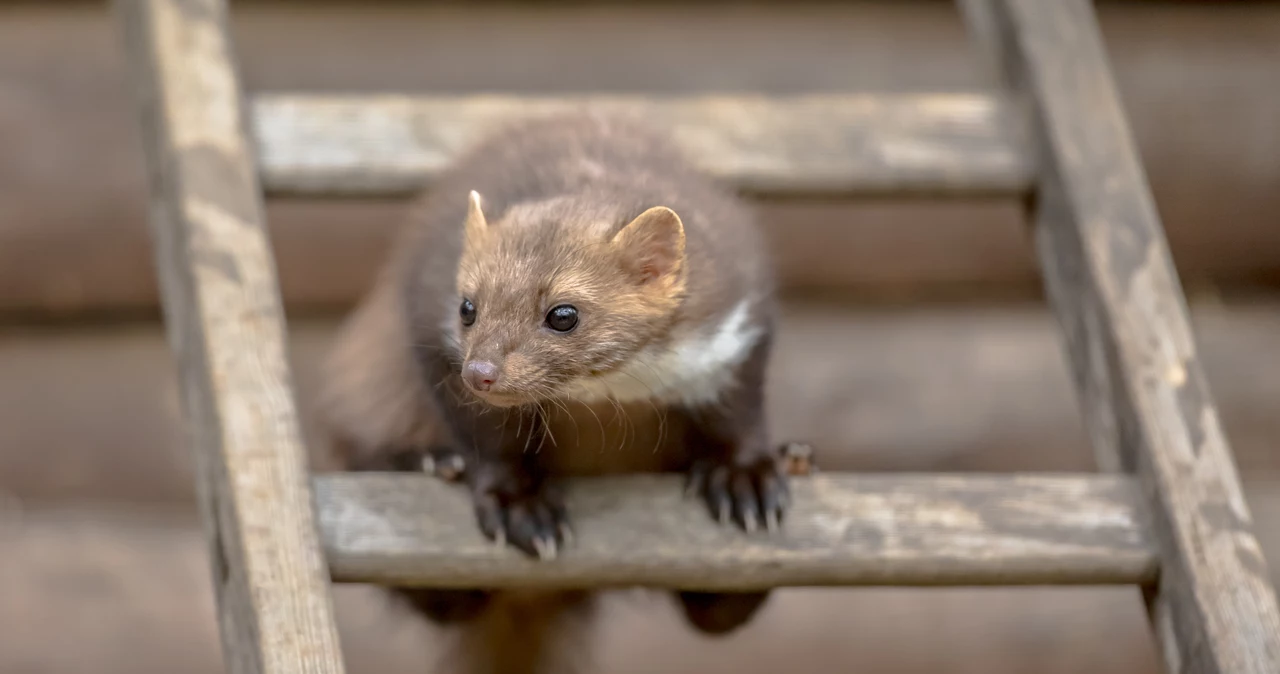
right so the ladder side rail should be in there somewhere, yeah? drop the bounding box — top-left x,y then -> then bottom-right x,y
112,1 -> 347,672
959,1 -> 1280,672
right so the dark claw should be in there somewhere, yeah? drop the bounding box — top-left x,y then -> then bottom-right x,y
684,460 -> 709,497
690,454 -> 788,534
473,492 -> 507,546
704,465 -> 734,525
542,488 -> 575,544
732,472 -> 760,531
471,482 -> 570,560
760,467 -> 790,509
758,471 -> 784,531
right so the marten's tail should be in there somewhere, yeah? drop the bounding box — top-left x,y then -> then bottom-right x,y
393,588 -> 599,674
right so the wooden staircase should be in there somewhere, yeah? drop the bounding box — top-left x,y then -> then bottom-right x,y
112,0 -> 1280,672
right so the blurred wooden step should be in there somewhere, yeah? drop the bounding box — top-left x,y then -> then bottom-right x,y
6,502 -> 1201,674
251,93 -> 1033,198
318,473 -> 1155,588
4,302 -> 1280,507
8,3 -> 1280,319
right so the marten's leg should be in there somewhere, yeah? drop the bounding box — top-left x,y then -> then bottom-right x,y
676,329 -> 787,635
450,590 -> 599,674
416,350 -> 571,561
332,367 -> 568,627
409,370 -> 587,674
674,441 -> 816,633
421,445 -> 469,482
682,329 -> 788,534
673,590 -> 772,635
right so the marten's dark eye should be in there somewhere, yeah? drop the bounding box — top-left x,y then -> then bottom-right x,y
460,298 -> 477,326
545,304 -> 579,333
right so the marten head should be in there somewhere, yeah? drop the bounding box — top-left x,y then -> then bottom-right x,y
449,190 -> 687,407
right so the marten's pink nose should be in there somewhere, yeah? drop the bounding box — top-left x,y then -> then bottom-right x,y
463,360 -> 500,392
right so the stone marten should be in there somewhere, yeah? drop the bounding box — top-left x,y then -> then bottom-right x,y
316,110 -> 804,674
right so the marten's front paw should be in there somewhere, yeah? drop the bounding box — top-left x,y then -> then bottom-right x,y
420,446 -> 468,482
470,471 -> 571,560
779,441 -> 817,476
686,453 -> 789,533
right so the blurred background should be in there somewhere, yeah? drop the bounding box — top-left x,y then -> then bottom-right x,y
2,0 -> 1279,672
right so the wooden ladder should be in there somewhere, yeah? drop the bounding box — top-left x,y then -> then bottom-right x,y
112,0 -> 1280,672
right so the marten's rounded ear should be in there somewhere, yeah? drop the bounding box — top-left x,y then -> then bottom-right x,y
611,206 -> 686,285
465,190 -> 488,239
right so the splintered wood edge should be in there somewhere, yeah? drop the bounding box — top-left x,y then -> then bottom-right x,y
112,1 -> 347,673
248,92 -> 1035,197
314,473 -> 1158,590
966,0 -> 1280,672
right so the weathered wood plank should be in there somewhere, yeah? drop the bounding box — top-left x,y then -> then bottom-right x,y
963,1 -> 1280,672
30,503 -> 1261,674
249,93 -> 1034,197
111,1 -> 347,673
314,472 -> 1157,589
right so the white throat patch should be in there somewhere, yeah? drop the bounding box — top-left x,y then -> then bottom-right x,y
562,298 -> 764,406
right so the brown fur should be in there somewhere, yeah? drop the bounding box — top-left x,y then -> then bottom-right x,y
315,110 -> 784,674
450,198 -> 689,406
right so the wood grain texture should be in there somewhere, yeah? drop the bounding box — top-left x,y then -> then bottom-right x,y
249,93 -> 1034,197
112,1 -> 346,673
27,503 -> 1262,674
964,1 -> 1280,672
314,472 -> 1157,589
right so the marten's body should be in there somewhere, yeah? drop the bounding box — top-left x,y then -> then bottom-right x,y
316,111 -> 790,674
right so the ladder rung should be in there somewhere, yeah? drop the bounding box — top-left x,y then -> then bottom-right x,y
251,93 -> 1034,198
315,473 -> 1156,589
